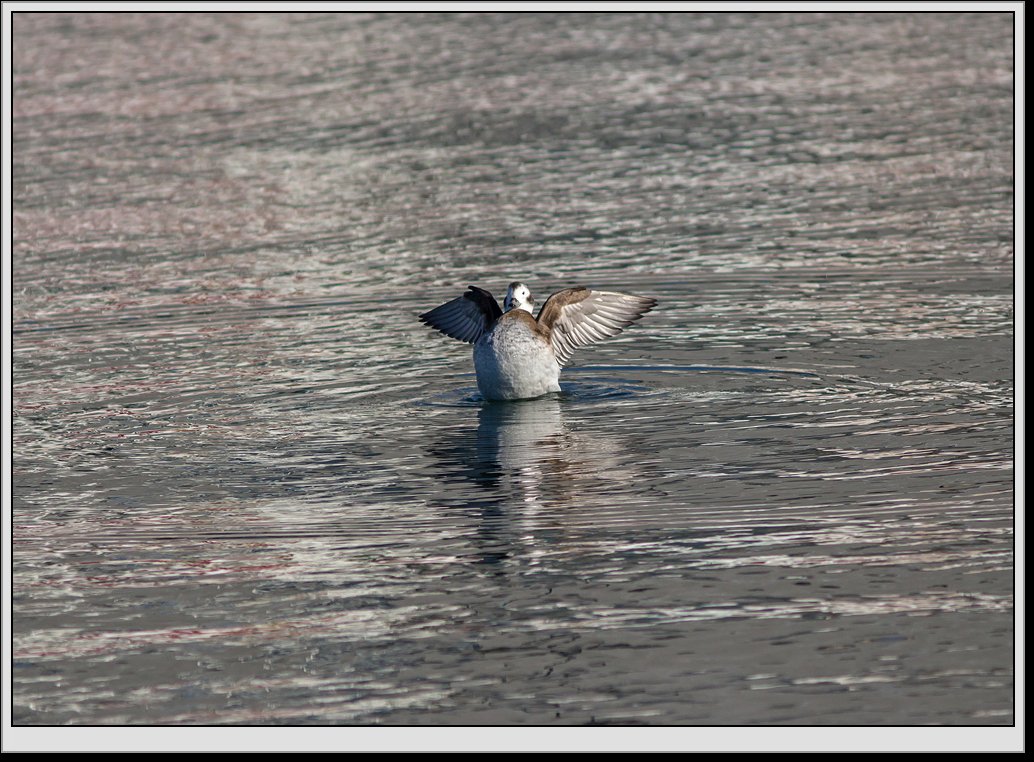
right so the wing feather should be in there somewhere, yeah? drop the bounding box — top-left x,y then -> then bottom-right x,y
537,287 -> 657,367
419,286 -> 502,344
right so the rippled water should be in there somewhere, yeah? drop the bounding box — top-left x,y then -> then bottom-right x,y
11,12 -> 1015,731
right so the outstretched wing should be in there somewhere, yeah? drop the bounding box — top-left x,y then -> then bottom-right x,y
537,287 -> 657,367
419,285 -> 503,344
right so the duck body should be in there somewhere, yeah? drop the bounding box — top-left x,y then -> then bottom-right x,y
420,281 -> 656,402
473,310 -> 561,401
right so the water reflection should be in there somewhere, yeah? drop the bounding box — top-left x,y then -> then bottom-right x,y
430,394 -> 655,568
429,397 -> 570,565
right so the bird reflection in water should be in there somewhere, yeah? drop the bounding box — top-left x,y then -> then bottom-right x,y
429,396 -> 595,568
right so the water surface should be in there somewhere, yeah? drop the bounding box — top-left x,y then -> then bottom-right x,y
11,12 -> 1014,729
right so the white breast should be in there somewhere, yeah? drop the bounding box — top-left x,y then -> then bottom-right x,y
473,316 -> 561,401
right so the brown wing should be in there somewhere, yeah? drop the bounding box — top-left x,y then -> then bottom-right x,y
419,285 -> 503,344
537,287 -> 657,367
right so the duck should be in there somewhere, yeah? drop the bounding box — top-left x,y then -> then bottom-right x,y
419,282 -> 657,401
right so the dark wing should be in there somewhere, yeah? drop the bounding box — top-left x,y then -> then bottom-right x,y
419,285 -> 503,344
537,287 -> 657,367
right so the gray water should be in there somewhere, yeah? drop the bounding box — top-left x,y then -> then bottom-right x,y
11,12 -> 1014,729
